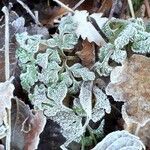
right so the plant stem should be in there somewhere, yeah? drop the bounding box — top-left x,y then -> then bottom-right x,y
72,0 -> 85,10
81,136 -> 85,150
127,0 -> 135,18
53,0 -> 74,13
87,125 -> 97,145
2,6 -> 11,150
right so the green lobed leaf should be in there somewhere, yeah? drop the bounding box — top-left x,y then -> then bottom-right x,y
70,63 -> 95,81
20,64 -> 38,91
38,61 -> 61,85
47,81 -> 68,105
79,81 -> 93,119
92,86 -> 111,122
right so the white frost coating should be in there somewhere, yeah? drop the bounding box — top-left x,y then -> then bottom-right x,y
90,13 -> 108,29
72,10 -> 107,46
92,86 -> 111,122
79,81 -> 93,119
92,130 -> 145,150
109,66 -> 125,84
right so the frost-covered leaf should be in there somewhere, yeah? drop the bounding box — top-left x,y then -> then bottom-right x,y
46,48 -> 61,64
98,43 -> 114,62
60,71 -> 73,87
38,61 -> 61,85
92,86 -> 111,122
0,78 -> 14,139
70,63 -> 95,81
93,61 -> 113,77
79,81 -> 93,119
29,84 -> 49,110
16,47 -> 35,64
11,16 -> 26,33
20,64 -> 38,91
73,98 -> 86,117
114,24 -> 137,50
50,110 -> 86,148
106,54 -> 150,126
132,36 -> 150,53
58,15 -> 77,34
92,130 -> 145,150
111,50 -> 127,63
68,79 -> 81,94
72,10 -> 107,46
61,33 -> 78,49
47,81 -> 68,105
47,35 -> 60,48
36,53 -> 49,69
16,32 -> 42,53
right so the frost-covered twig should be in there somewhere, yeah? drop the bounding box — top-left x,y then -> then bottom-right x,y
127,0 -> 135,18
72,0 -> 85,10
2,6 -> 10,80
2,6 -> 11,150
53,0 -> 74,13
17,0 -> 41,25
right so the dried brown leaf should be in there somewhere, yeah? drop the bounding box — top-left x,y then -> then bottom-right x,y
106,54 -> 150,126
76,39 -> 95,68
11,98 -> 46,150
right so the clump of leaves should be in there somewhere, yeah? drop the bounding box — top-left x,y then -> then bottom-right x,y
93,18 -> 150,76
16,14 -> 111,149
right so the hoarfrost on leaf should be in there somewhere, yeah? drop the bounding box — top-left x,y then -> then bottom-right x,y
36,53 -> 49,69
92,130 -> 145,150
72,10 -> 107,46
47,81 -> 68,105
38,61 -> 61,85
92,86 -> 111,122
70,63 -> 95,81
20,64 -> 38,91
16,32 -> 42,53
50,110 -> 86,149
0,78 -> 14,139
79,81 -> 93,119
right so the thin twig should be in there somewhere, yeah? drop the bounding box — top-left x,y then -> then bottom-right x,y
144,0 -> 150,18
2,6 -> 11,150
2,6 -> 10,80
72,0 -> 85,10
17,0 -> 42,25
127,0 -> 135,18
53,0 -> 74,13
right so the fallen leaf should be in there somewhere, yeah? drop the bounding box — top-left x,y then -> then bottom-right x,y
0,78 -> 14,139
72,10 -> 108,46
11,98 -> 46,150
92,130 -> 145,150
76,39 -> 95,68
106,54 -> 150,126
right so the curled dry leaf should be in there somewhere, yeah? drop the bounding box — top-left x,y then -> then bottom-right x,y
11,98 -> 46,150
106,54 -> 150,126
0,78 -> 14,139
76,39 -> 95,68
